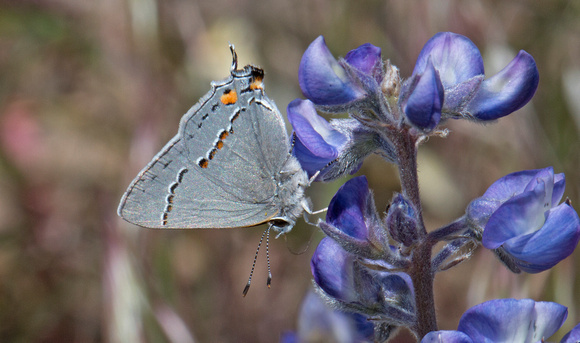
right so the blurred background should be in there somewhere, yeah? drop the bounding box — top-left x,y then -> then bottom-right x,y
1,0 -> 579,342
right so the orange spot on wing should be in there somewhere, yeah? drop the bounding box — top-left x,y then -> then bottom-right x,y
216,140 -> 224,149
208,148 -> 217,160
250,75 -> 264,90
220,89 -> 238,105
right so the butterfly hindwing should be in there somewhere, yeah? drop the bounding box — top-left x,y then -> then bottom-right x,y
118,65 -> 291,229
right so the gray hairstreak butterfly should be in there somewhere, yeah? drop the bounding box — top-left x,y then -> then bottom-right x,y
118,46 -> 311,239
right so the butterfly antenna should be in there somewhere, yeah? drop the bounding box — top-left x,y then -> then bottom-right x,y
289,132 -> 297,154
229,43 -> 238,73
265,226 -> 272,289
243,226 -> 272,297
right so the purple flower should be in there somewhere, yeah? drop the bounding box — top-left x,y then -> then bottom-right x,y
421,299 -> 568,343
408,32 -> 539,122
561,322 -> 580,343
311,238 -> 359,303
325,176 -> 374,240
287,99 -> 349,178
344,43 -> 384,84
421,331 -> 473,343
281,290 -> 375,343
298,36 -> 382,106
467,167 -> 580,273
400,58 -> 444,130
288,99 -> 395,181
318,176 -> 396,260
311,237 -> 415,324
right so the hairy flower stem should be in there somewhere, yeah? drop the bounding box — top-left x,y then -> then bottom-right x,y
393,129 -> 438,338
394,130 -> 425,236
410,241 -> 437,338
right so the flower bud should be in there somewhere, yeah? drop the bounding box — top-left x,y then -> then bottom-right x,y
385,194 -> 419,247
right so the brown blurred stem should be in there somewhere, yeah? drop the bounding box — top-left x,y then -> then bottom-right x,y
394,132 -> 425,236
392,129 -> 437,338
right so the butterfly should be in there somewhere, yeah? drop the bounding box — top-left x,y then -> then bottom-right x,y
118,46 -> 311,238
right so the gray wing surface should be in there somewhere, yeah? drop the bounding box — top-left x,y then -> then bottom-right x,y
118,71 -> 291,229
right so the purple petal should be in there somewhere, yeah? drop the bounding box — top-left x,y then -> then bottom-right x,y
458,299 -> 567,342
552,173 -> 566,206
296,290 -> 374,342
326,176 -> 370,240
482,168 -> 552,201
466,197 -> 503,228
279,332 -> 298,343
413,32 -> 484,88
375,271 -> 416,316
344,43 -> 383,83
352,261 -> 385,303
469,168 -> 558,225
403,59 -> 444,130
299,36 -> 365,105
467,50 -> 539,120
521,167 -> 555,209
482,178 -> 548,249
421,331 -> 473,343
292,135 -> 332,178
288,99 -> 347,154
311,237 -> 356,302
287,99 -> 348,177
503,203 -> 580,273
561,322 -> 580,343
532,301 -> 570,341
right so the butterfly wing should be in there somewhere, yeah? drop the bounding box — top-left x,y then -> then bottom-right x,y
118,66 -> 291,229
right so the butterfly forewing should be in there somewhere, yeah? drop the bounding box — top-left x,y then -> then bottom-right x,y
118,66 -> 290,229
